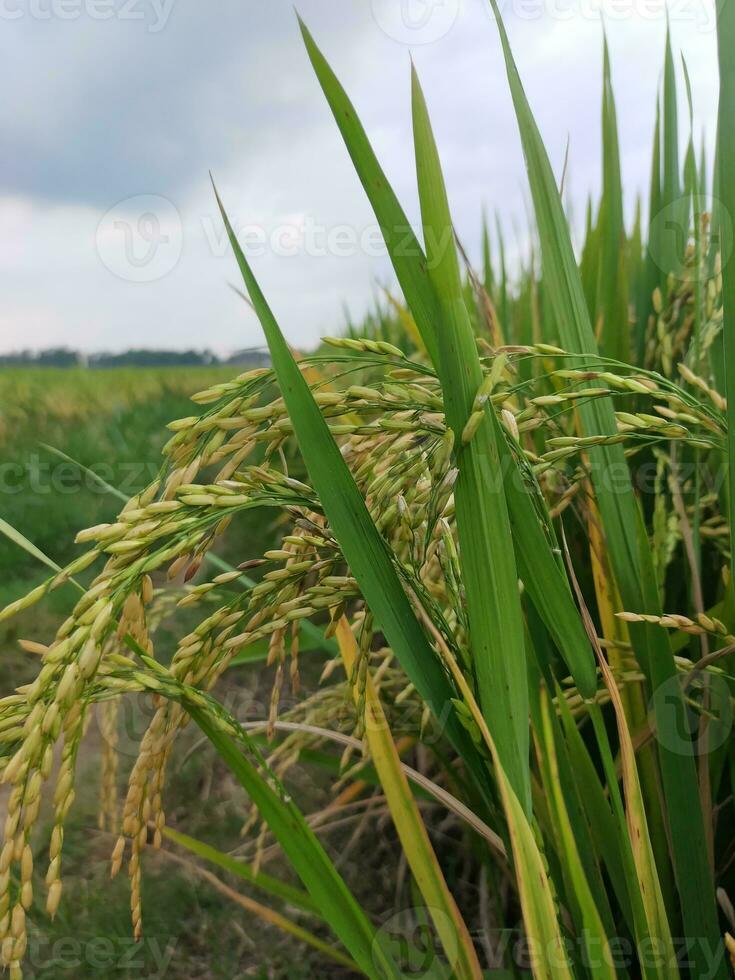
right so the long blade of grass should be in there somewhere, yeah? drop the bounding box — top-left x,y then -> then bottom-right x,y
485,5 -> 724,966
163,826 -> 318,915
39,442 -> 128,502
561,543 -> 678,980
189,707 -> 398,978
298,17 -> 439,370
336,617 -> 482,980
716,0 -> 735,579
492,758 -> 573,979
628,196 -> 642,303
536,685 -> 617,980
411,63 -> 530,810
638,96 -> 662,365
0,518 -> 85,598
581,194 -> 599,320
661,21 -> 682,279
162,847 -> 357,971
586,498 -> 675,914
482,209 -> 494,295
555,688 -> 635,935
495,212 -> 511,339
595,644 -> 678,977
597,34 -> 629,362
299,20 -> 597,702
0,518 -> 69,580
418,615 -> 573,979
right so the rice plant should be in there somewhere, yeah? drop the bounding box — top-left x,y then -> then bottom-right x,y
1,7 -> 734,978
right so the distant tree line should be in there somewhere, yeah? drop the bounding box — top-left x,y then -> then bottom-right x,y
0,347 -> 271,368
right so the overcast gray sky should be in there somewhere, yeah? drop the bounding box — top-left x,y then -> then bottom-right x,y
1,0 -> 720,354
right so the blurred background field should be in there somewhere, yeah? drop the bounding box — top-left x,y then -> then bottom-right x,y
0,366 -> 232,587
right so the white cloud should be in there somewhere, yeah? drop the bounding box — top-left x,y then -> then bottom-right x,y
1,0 -> 721,354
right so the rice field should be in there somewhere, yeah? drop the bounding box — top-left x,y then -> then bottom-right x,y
1,7 -> 735,980
0,368 -> 232,585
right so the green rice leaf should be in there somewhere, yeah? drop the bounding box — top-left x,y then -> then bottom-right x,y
716,0 -> 735,570
536,686 -> 617,980
336,618 -> 482,980
188,704 -> 399,978
662,27 -> 679,189
299,19 -> 597,703
638,96 -> 662,364
482,209 -> 494,296
162,826 -> 319,916
411,61 -> 530,811
299,17 -> 440,369
0,518 -> 84,594
596,35 -> 629,362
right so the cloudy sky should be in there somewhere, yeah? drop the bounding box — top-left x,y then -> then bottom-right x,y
1,0 -> 720,355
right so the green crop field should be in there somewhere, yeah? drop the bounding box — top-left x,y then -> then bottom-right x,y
0,368 -> 233,584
